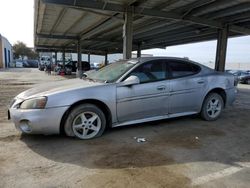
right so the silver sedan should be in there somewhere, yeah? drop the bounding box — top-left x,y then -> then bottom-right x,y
9,57 -> 237,139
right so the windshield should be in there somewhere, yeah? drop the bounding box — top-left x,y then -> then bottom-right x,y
86,60 -> 137,83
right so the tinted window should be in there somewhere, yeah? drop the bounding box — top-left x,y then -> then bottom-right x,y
129,60 -> 166,83
169,61 -> 200,78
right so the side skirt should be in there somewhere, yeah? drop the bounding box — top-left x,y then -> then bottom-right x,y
112,111 -> 198,128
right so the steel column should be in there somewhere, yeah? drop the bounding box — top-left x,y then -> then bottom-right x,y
77,40 -> 83,78
104,53 -> 108,65
137,43 -> 141,58
55,51 -> 57,65
215,25 -> 229,72
62,49 -> 65,68
123,9 -> 133,59
88,52 -> 90,63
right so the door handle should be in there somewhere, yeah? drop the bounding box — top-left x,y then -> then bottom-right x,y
157,85 -> 166,91
197,79 -> 205,84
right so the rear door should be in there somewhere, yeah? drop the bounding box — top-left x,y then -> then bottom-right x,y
168,61 -> 206,114
116,60 -> 170,122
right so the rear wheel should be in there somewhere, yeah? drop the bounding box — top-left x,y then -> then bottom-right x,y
201,93 -> 224,121
64,104 -> 106,139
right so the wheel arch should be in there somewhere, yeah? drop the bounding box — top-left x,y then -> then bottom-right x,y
204,88 -> 227,107
59,99 -> 112,134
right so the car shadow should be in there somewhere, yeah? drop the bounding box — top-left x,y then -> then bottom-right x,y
20,109 -> 250,170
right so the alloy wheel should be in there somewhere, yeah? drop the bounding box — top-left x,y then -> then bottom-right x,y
206,98 -> 222,118
72,111 -> 101,139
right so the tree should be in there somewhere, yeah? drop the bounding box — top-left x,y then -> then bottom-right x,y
27,49 -> 39,59
13,41 -> 38,60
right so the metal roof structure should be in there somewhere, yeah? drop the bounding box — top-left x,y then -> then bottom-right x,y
34,0 -> 250,55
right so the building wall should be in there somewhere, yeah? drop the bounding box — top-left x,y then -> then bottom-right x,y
0,34 -> 13,68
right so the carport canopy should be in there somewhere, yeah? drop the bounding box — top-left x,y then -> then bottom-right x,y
34,0 -> 250,73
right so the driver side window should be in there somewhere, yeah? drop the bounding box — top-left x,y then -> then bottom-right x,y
128,60 -> 166,84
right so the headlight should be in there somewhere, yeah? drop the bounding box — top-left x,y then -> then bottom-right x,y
20,97 -> 47,109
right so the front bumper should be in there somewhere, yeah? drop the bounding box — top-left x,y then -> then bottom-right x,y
9,106 -> 69,135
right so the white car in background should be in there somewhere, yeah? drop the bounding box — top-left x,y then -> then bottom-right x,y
90,62 -> 104,69
15,61 -> 23,68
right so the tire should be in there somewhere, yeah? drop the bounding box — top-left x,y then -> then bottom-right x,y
64,104 -> 106,139
201,93 -> 224,121
247,79 -> 250,85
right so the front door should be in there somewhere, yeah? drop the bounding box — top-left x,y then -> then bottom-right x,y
116,60 -> 170,123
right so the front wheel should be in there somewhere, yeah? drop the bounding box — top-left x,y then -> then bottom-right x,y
64,104 -> 106,139
201,93 -> 224,121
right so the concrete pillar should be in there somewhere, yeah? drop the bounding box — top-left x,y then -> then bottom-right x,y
88,52 -> 90,63
137,43 -> 141,58
104,53 -> 108,66
215,25 -> 229,72
123,8 -> 133,59
77,40 -> 83,78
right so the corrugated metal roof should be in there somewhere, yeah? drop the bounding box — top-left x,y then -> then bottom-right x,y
34,0 -> 250,54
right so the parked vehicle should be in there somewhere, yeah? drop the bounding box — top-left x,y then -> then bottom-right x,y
90,62 -> 104,70
9,57 -> 237,139
15,61 -> 23,68
227,70 -> 248,78
39,56 -> 51,71
23,60 -> 39,68
71,61 -> 90,72
55,61 -> 90,75
239,74 -> 250,84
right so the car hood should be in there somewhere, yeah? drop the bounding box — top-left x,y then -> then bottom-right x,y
17,78 -> 104,99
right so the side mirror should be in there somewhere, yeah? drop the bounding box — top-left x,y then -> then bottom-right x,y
121,75 -> 140,86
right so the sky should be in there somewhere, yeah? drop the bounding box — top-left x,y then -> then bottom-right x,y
0,0 -> 250,64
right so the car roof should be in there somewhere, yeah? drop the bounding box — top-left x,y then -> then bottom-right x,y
128,56 -> 214,72
137,56 -> 190,62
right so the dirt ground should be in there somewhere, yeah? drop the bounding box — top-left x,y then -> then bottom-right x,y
0,68 -> 249,188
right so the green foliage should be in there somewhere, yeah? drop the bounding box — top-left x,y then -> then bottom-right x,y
13,41 -> 39,60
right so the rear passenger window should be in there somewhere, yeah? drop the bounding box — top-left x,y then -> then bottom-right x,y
169,61 -> 200,78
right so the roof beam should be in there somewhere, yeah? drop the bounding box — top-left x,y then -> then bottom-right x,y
204,3 -> 250,19
189,0 -> 241,16
134,23 -> 193,40
37,33 -> 126,45
42,0 -> 250,35
219,11 -> 250,24
92,42 -> 166,52
35,45 -> 107,55
156,32 -> 239,47
49,8 -> 67,34
62,14 -> 119,47
181,0 -> 216,17
136,27 -> 209,43
165,34 -> 218,47
70,7 -> 123,21
230,25 -> 250,35
146,29 -> 216,45
62,12 -> 87,35
37,33 -> 78,40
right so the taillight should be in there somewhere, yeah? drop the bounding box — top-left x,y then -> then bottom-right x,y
234,76 -> 238,86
